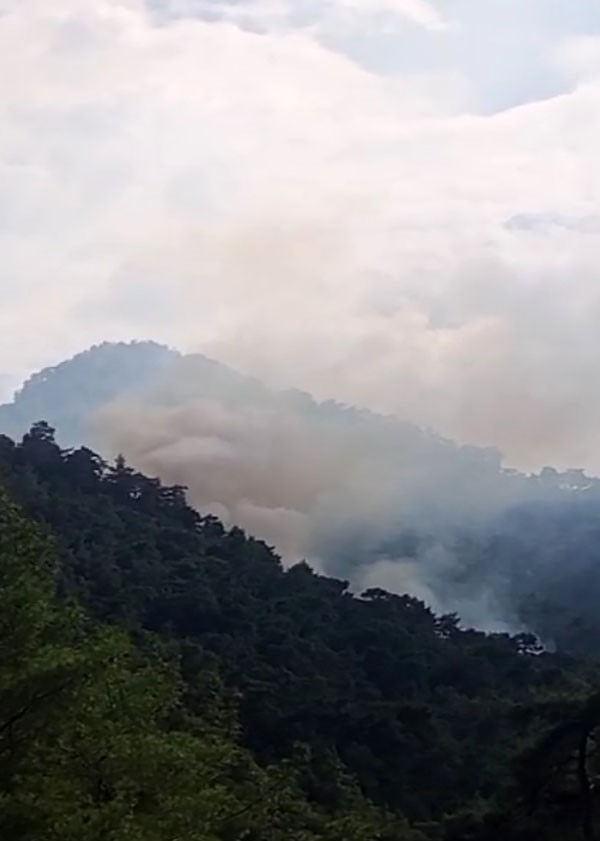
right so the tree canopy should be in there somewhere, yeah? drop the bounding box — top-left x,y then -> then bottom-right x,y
1,423 -> 600,839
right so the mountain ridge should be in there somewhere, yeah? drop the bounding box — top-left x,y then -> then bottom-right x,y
3,340 -> 600,649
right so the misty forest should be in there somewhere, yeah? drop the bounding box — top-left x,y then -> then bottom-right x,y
2,343 -> 600,840
3,1 -> 600,839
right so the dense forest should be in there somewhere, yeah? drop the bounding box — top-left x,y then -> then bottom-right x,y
2,421 -> 600,839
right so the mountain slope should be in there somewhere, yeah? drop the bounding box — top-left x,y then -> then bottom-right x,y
3,342 -> 600,650
0,422 -> 592,836
0,464 -> 422,841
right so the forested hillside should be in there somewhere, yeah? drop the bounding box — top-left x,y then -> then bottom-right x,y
4,342 -> 600,653
0,481 -> 414,841
2,422 -> 600,839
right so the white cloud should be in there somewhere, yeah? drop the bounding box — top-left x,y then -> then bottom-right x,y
329,0 -> 445,30
154,0 -> 446,32
556,35 -> 600,83
1,0 -> 600,471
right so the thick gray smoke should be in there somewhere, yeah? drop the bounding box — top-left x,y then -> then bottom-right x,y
90,352 -> 588,631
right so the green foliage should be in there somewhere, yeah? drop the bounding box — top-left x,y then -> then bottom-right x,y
2,425 -> 600,840
0,485 -> 422,840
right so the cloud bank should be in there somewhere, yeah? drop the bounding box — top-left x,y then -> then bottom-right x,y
1,0 -> 600,473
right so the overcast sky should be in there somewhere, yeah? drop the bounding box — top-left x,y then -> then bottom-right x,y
1,0 -> 600,470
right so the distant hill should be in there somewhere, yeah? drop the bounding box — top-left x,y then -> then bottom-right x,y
3,340 -> 600,651
0,342 -> 180,446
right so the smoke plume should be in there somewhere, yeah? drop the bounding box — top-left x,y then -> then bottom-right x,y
91,352 -> 592,630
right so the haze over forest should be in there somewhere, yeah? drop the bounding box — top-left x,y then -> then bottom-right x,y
3,339 -> 600,648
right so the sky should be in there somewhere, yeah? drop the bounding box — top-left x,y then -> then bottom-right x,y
1,0 -> 600,470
